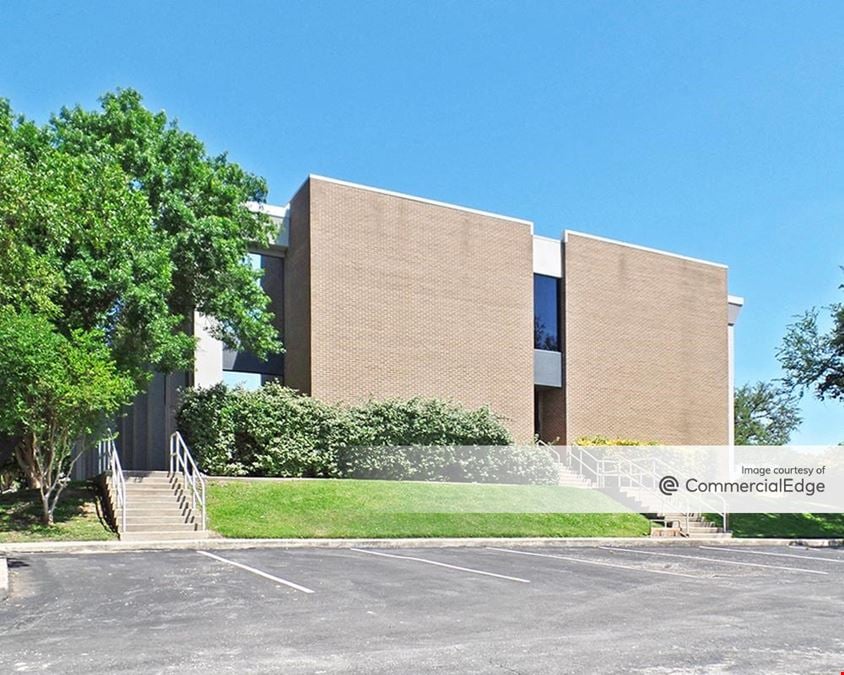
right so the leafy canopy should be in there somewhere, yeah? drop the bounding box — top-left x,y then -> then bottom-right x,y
734,381 -> 802,446
0,89 -> 281,386
50,89 -> 281,361
778,297 -> 844,402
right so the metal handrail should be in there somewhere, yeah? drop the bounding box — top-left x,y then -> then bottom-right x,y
566,445 -> 602,486
610,456 -> 685,532
631,454 -> 730,532
568,445 -> 729,534
98,436 -> 126,534
169,431 -> 206,531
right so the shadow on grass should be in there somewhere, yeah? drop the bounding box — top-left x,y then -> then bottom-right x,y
0,482 -> 114,540
728,513 -> 844,539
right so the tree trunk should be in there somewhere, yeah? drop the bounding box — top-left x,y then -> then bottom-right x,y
40,492 -> 53,526
14,437 -> 43,490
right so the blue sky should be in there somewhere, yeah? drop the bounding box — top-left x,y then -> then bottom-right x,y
2,2 -> 843,442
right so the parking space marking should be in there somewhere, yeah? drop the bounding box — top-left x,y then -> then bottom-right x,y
197,550 -> 315,593
699,546 -> 844,564
600,547 -> 829,576
351,548 -> 531,583
487,547 -> 701,579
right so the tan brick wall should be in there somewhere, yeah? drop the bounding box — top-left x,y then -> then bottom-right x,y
283,182 -> 312,394
563,233 -> 729,445
293,177 -> 535,441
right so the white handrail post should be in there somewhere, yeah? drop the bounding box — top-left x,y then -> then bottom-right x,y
168,431 -> 206,533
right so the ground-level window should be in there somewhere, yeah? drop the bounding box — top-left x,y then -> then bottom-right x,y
222,371 -> 263,390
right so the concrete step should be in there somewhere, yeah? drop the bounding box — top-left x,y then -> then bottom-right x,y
119,530 -> 209,542
124,524 -> 197,533
651,528 -> 732,539
124,471 -> 170,477
124,515 -> 196,526
124,487 -> 184,496
124,524 -> 197,532
117,507 -> 189,518
126,478 -> 181,490
121,489 -> 182,498
120,500 -> 184,509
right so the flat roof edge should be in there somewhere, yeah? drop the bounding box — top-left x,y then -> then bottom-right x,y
245,201 -> 289,218
564,230 -> 728,269
308,174 -> 533,227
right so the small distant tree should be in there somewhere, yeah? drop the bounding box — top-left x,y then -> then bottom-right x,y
0,308 -> 134,524
734,381 -> 802,446
778,298 -> 844,402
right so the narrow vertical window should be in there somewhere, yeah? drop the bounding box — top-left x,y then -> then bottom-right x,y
534,274 -> 560,351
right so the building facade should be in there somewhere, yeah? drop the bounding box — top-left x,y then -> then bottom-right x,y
118,175 -> 743,469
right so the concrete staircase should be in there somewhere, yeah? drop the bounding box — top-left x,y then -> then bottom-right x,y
650,513 -> 732,540
558,450 -> 732,539
558,465 -> 593,488
110,471 -> 208,542
617,487 -> 731,539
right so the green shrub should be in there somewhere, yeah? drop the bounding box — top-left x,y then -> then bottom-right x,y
176,384 -> 238,475
575,435 -> 659,446
176,385 -> 557,484
336,444 -> 560,485
230,384 -> 342,477
344,398 -> 512,447
177,383 -> 342,477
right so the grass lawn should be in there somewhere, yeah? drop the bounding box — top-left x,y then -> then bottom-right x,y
0,482 -> 116,542
207,479 -> 652,538
726,513 -> 844,539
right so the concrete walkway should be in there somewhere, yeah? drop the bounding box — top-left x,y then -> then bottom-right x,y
1,535 -> 842,555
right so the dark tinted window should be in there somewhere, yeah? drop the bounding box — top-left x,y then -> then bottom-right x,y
534,274 -> 560,351
222,253 -> 284,378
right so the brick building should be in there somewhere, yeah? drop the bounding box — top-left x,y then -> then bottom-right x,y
117,175 -> 743,469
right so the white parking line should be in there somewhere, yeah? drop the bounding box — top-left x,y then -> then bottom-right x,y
699,546 -> 844,564
599,547 -> 829,576
197,550 -> 315,593
351,548 -> 531,583
487,547 -> 701,579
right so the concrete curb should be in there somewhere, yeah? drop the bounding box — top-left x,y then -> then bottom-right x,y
1,536 -> 842,555
0,557 -> 7,599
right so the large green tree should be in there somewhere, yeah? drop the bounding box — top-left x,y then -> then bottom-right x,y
0,90 -> 282,519
47,89 -> 280,366
734,381 -> 802,446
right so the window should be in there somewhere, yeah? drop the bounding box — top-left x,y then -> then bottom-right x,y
222,371 -> 262,390
222,252 -> 284,381
534,274 -> 560,351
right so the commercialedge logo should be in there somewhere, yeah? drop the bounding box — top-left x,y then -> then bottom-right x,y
658,475 -> 679,496
659,475 -> 827,498
685,477 -> 826,497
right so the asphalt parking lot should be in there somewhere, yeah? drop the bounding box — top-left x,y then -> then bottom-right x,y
2,544 -> 843,673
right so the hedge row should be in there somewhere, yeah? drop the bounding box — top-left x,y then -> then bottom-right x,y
176,383 -> 558,485
337,444 -> 560,484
